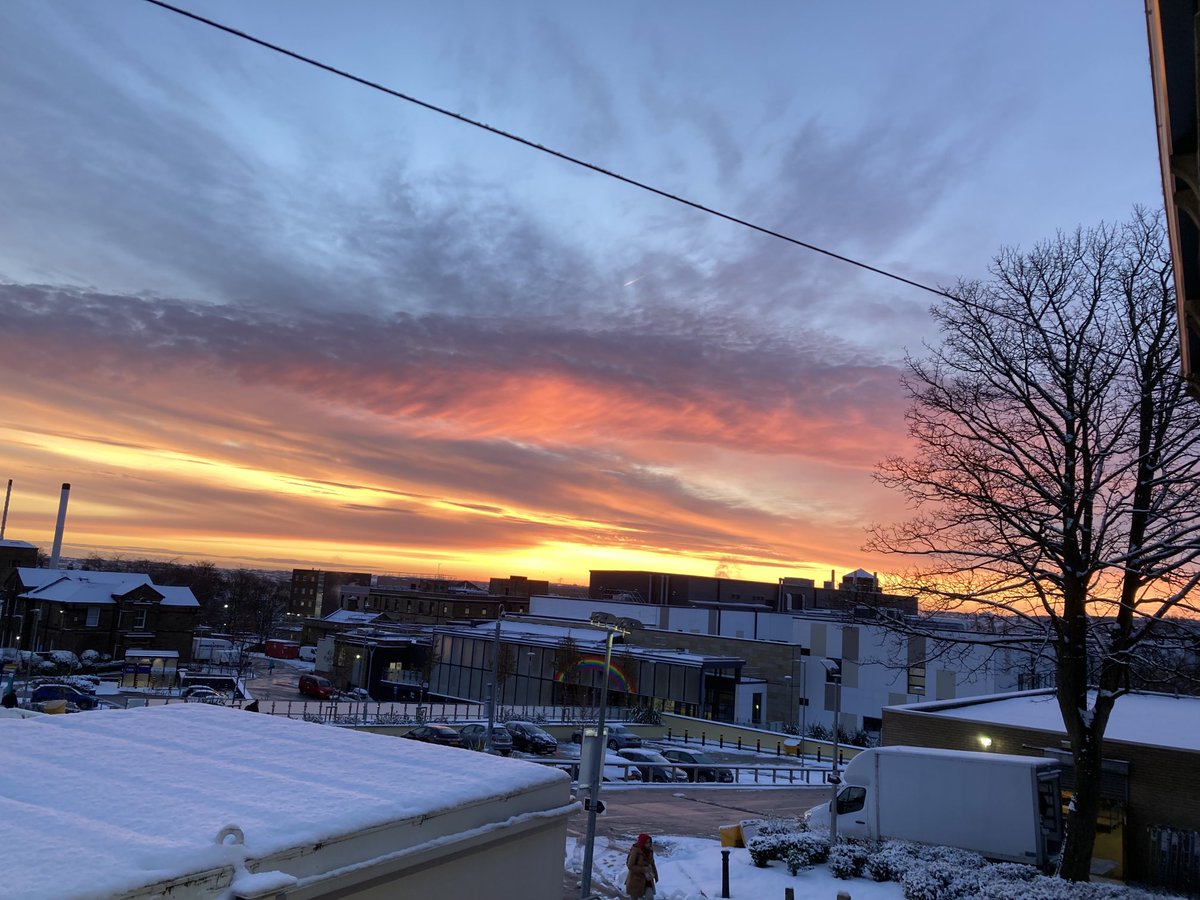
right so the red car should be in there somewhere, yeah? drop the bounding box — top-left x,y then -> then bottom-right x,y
298,674 -> 334,699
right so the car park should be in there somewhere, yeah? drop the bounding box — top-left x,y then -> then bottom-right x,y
29,684 -> 101,710
298,674 -> 334,700
661,748 -> 735,783
402,724 -> 464,747
459,723 -> 514,755
505,721 -> 559,755
618,748 -> 689,783
570,722 -> 642,750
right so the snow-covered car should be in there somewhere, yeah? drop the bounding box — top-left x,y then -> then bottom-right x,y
618,748 -> 689,783
181,685 -> 223,703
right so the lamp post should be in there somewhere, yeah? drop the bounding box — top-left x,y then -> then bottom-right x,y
822,658 -> 843,847
580,624 -> 628,898
365,641 -> 378,696
486,606 -> 504,753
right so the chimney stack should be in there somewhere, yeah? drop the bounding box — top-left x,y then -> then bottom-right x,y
0,479 -> 11,540
49,482 -> 71,569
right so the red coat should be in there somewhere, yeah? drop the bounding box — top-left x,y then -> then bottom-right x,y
625,842 -> 658,898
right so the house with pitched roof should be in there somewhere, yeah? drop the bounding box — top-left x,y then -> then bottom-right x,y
0,567 -> 200,661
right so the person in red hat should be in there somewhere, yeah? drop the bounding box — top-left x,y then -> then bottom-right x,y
625,833 -> 659,898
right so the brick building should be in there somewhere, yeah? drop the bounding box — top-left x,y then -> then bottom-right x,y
1,567 -> 200,661
288,569 -> 371,619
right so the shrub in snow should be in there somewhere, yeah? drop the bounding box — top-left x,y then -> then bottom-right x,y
866,840 -> 922,882
48,650 -> 80,673
827,840 -> 871,879
902,860 -> 959,900
913,845 -> 986,870
747,831 -> 828,870
783,833 -> 829,875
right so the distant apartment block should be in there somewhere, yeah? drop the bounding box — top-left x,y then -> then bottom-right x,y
289,569 -> 371,618
588,567 -> 916,616
489,575 -> 549,598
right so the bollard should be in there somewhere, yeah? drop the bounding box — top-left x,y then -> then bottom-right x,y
684,729 -> 689,743
737,736 -> 742,751
719,735 -> 724,749
756,739 -> 761,753
775,741 -> 781,756
721,848 -> 731,898
785,889 -> 794,900
817,748 -> 823,763
667,728 -> 673,741
836,892 -> 851,900
701,732 -> 707,746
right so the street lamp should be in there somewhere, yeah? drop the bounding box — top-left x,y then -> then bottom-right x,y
486,605 -> 505,753
822,658 -> 843,847
580,623 -> 629,898
365,641 -> 378,696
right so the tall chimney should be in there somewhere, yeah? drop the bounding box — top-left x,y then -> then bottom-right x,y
0,479 -> 11,540
49,482 -> 71,569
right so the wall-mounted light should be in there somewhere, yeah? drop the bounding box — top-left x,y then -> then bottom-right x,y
979,735 -> 993,750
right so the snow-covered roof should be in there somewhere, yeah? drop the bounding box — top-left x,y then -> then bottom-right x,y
453,620 -> 743,666
323,609 -> 385,624
0,538 -> 36,549
15,568 -> 199,607
897,689 -> 1200,754
0,704 -> 569,898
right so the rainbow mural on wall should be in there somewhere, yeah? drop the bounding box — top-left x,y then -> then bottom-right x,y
556,655 -> 637,694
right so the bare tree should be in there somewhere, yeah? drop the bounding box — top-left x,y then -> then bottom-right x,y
868,210 -> 1200,881
552,636 -> 584,709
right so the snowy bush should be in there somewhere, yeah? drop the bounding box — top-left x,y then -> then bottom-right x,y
47,650 -> 80,673
80,649 -> 102,666
827,840 -> 871,879
866,840 -> 922,882
902,860 -> 960,900
783,833 -> 829,875
747,830 -> 827,870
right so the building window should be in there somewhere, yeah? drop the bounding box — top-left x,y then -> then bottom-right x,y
86,607 -> 100,628
907,666 -> 926,695
133,610 -> 147,631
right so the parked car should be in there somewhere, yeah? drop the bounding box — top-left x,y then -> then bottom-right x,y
571,723 -> 642,750
298,674 -> 334,700
181,685 -> 223,703
505,721 -> 559,755
403,724 -> 464,747
29,684 -> 101,710
618,747 -> 689,783
602,751 -> 642,782
459,723 -> 514,755
661,748 -> 735,783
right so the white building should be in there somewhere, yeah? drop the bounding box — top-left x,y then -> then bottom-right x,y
528,595 -> 1037,736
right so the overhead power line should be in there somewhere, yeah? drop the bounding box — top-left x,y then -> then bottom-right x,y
141,0 -> 954,301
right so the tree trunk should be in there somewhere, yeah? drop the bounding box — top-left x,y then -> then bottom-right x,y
1059,725 -> 1103,881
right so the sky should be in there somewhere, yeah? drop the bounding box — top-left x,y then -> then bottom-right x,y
0,1 -> 1164,585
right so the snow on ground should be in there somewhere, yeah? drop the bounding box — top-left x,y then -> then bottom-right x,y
565,834 -> 904,900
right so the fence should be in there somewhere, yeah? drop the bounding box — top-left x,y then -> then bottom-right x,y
132,696 -> 651,726
1148,825 -> 1200,893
